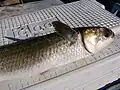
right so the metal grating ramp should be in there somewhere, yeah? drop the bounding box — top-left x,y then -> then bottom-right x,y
0,0 -> 120,90
0,0 -> 120,46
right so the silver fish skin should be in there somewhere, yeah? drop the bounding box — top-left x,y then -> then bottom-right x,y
52,21 -> 115,53
0,21 -> 115,81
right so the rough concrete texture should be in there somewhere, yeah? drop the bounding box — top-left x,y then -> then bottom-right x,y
2,0 -> 20,6
0,0 -> 63,19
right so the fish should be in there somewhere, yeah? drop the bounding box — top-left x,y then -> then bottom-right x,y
52,21 -> 115,53
0,21 -> 115,81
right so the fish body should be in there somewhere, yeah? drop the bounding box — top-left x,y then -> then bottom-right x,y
0,21 -> 115,81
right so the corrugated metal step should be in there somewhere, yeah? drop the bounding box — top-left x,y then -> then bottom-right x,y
0,0 -> 120,46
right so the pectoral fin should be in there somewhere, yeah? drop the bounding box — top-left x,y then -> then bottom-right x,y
52,21 -> 78,45
5,36 -> 24,42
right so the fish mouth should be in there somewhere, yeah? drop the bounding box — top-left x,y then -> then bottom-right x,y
109,29 -> 115,38
111,32 -> 115,38
108,30 -> 115,39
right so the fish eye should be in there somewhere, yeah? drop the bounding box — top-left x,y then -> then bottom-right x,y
105,32 -> 110,37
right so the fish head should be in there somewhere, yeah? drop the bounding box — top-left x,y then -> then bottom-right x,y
83,27 -> 115,53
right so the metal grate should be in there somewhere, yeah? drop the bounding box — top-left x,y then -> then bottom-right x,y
0,0 -> 120,46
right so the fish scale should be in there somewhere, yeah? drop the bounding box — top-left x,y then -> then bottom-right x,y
0,23 -> 115,89
0,30 -> 91,80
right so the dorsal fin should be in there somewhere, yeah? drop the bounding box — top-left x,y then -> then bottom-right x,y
52,21 -> 78,45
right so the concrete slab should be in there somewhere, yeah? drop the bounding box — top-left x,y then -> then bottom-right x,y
0,0 -> 63,19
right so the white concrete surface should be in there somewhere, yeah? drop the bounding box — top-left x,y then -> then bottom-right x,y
0,0 -> 63,19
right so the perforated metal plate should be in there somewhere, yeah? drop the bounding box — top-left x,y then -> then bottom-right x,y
0,0 -> 120,46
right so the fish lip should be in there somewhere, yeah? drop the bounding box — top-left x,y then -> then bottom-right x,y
109,28 -> 115,38
106,28 -> 115,38
110,32 -> 115,38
